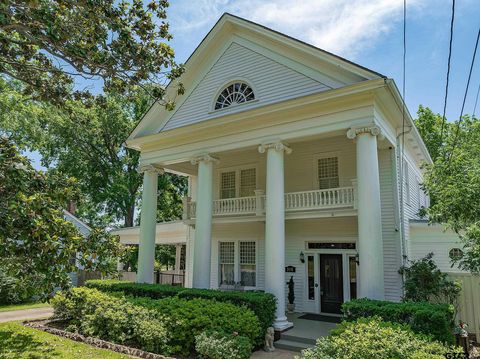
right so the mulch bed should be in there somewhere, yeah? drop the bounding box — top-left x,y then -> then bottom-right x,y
23,319 -> 176,359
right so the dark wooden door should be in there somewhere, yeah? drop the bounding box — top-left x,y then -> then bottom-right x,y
320,254 -> 344,314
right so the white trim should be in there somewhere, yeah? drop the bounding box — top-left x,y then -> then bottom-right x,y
216,163 -> 259,199
217,239 -> 258,290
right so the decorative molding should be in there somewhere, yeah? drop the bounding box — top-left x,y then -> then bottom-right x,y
346,126 -> 381,140
138,164 -> 164,174
190,154 -> 220,165
258,142 -> 292,154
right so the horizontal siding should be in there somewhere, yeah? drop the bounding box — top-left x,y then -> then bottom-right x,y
164,42 -> 330,131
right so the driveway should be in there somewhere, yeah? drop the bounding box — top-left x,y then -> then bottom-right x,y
0,307 -> 53,323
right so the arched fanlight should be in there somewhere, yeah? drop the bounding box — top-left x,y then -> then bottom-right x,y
214,82 -> 255,110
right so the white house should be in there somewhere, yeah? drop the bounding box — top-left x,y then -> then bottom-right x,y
125,13 -> 434,331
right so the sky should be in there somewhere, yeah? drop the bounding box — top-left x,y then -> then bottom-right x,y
27,0 -> 480,169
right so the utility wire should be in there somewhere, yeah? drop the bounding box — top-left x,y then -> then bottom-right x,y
440,0 -> 456,146
473,81 -> 480,117
448,26 -> 480,162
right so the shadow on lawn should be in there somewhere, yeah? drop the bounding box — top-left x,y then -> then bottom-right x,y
0,328 -> 58,357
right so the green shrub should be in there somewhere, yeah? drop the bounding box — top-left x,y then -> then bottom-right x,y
342,298 -> 455,344
51,288 -> 169,354
128,295 -> 261,356
297,317 -> 463,359
86,279 -> 275,347
195,331 -> 252,359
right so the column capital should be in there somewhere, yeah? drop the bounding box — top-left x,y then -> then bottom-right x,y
346,126 -> 381,140
258,142 -> 292,154
190,154 -> 219,166
138,163 -> 164,174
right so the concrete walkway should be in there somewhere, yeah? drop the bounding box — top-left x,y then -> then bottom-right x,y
0,307 -> 53,323
251,349 -> 297,359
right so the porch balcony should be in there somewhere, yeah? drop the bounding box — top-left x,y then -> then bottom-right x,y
183,182 -> 356,219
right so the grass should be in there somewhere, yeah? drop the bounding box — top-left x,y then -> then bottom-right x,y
0,321 -> 132,358
0,302 -> 51,313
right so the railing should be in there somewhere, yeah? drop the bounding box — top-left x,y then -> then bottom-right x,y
184,183 -> 356,219
155,271 -> 185,286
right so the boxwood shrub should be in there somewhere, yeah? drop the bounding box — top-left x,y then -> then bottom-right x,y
195,330 -> 252,359
86,279 -> 275,347
53,287 -> 261,357
342,298 -> 455,344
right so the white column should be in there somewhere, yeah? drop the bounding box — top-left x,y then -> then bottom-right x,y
347,126 -> 385,299
259,142 -> 293,331
175,244 -> 182,273
191,154 -> 218,288
137,164 -> 163,284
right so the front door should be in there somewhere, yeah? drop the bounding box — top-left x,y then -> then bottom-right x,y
320,254 -> 344,314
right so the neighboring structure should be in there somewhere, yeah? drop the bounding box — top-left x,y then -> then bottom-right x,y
123,13 -> 434,331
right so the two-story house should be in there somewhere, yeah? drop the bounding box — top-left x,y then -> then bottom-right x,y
125,13 -> 431,331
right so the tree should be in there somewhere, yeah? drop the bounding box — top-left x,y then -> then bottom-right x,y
0,137 -> 124,300
0,0 -> 184,104
0,79 -> 187,227
415,106 -> 480,273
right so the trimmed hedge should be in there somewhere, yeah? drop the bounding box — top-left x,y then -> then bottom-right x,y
86,279 -> 276,347
195,331 -> 253,359
342,298 -> 455,344
52,287 -> 261,357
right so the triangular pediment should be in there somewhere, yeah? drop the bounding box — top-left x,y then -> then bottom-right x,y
129,13 -> 384,140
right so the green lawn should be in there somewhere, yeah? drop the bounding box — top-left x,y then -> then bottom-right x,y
0,302 -> 51,313
0,322 -> 132,358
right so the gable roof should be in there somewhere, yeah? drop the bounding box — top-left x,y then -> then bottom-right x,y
128,13 -> 385,142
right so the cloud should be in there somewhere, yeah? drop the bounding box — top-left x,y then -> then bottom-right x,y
169,0 -> 428,59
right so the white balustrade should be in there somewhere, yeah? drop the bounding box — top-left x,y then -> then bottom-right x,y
187,187 -> 355,218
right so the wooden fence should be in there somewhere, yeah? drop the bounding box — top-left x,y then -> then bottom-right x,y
449,273 -> 480,342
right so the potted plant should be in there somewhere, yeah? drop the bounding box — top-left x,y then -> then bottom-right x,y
287,276 -> 295,312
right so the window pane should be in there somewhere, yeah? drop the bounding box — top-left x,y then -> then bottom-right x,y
221,171 -> 236,199
307,255 -> 315,300
240,168 -> 256,197
349,256 -> 357,300
219,242 -> 235,285
318,157 -> 339,189
240,241 -> 256,286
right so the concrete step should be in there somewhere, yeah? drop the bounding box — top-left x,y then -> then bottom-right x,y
275,338 -> 314,352
281,334 -> 316,345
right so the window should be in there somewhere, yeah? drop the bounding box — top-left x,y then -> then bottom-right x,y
221,171 -> 236,199
220,167 -> 256,199
215,82 -> 255,110
318,157 -> 339,189
449,248 -> 463,261
219,242 -> 235,285
218,241 -> 256,287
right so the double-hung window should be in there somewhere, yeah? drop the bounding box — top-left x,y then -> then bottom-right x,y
220,167 -> 256,199
318,157 -> 339,189
218,241 -> 256,287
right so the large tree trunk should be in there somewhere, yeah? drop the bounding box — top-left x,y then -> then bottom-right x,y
124,203 -> 135,227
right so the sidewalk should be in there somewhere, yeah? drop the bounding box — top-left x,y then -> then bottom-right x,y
0,307 -> 53,323
251,349 -> 297,359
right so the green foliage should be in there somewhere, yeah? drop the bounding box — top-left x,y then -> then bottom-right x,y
52,287 -> 260,357
0,79 -> 187,227
0,267 -> 27,305
0,138 -> 124,300
399,253 -> 461,305
288,276 -> 295,304
85,279 -> 276,347
51,288 -> 169,354
342,298 -> 455,344
0,1 -> 183,104
297,317 -> 462,359
415,106 -> 480,273
195,331 -> 253,359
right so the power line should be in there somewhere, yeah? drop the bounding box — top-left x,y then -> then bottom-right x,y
474,81 -> 480,117
449,26 -> 480,162
440,0 -> 456,146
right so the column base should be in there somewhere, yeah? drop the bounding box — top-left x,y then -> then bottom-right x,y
273,316 -> 294,332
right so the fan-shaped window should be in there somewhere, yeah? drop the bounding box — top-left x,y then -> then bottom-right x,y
449,248 -> 463,260
215,82 -> 255,110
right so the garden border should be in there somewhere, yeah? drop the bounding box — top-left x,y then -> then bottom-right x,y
22,319 -> 175,359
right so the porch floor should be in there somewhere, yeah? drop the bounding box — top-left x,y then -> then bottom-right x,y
284,313 -> 338,341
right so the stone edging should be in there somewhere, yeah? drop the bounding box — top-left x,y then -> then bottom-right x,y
23,319 -> 175,359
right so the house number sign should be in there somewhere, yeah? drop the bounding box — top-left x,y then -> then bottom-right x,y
285,266 -> 296,273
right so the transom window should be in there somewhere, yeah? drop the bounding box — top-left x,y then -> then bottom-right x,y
219,241 -> 256,287
220,167 -> 256,199
215,82 -> 255,110
318,157 -> 339,189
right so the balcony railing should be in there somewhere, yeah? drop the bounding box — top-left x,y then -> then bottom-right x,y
184,182 -> 356,219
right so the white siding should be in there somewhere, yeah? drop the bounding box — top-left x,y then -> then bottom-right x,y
163,42 -> 330,131
379,149 -> 403,301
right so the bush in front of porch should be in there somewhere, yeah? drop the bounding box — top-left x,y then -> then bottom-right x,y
86,279 -> 276,347
342,298 -> 455,344
52,287 -> 261,357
